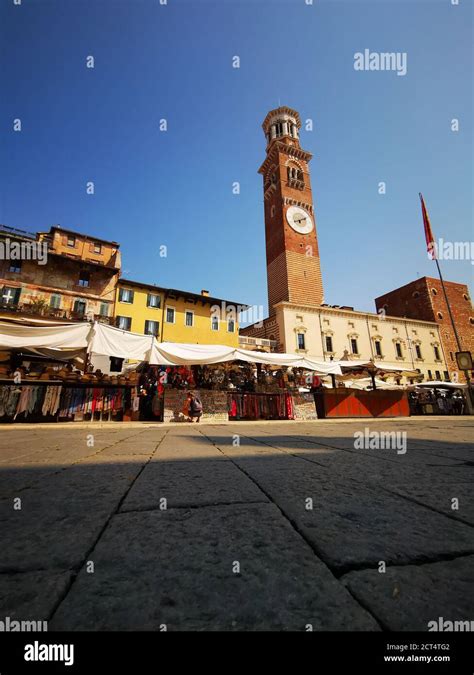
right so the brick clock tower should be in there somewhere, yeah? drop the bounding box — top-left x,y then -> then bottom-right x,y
259,106 -> 324,314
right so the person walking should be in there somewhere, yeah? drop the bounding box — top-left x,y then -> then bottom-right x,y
187,391 -> 203,423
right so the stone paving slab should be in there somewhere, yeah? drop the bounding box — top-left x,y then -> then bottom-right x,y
259,422 -> 474,459
0,467 -> 62,500
0,571 -> 73,622
228,431 -> 473,486
1,419 -> 473,631
386,483 -> 474,526
285,448 -> 472,486
256,436 -> 465,467
50,504 -> 379,631
0,461 -> 147,571
150,430 -> 227,461
203,448 -> 474,570
120,458 -> 267,512
341,555 -> 474,631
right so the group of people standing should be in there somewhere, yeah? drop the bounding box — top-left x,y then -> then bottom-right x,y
408,388 -> 466,415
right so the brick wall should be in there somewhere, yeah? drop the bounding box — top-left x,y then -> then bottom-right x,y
263,142 -> 324,314
375,277 -> 473,381
162,389 -> 228,423
240,315 -> 283,352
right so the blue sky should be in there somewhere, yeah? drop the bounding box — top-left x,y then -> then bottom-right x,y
1,0 -> 472,319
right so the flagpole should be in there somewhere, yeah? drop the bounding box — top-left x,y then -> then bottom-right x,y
419,193 -> 463,353
419,193 -> 473,412
434,257 -> 463,353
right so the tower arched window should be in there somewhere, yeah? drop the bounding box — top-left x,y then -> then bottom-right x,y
274,121 -> 284,137
287,164 -> 304,188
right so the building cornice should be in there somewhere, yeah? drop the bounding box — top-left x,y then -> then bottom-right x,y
119,279 -> 249,309
262,106 -> 302,131
274,302 -> 442,329
259,143 -> 312,175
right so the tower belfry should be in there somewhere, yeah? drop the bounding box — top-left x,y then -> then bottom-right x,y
260,106 -> 324,314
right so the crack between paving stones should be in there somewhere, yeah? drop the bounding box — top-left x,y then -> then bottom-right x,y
206,432 -> 474,580
118,499 -> 269,514
197,428 -> 386,630
334,549 -> 474,578
0,429 -> 166,500
239,434 -> 474,512
380,485 -> 474,530
252,427 -> 471,466
46,430 -> 170,623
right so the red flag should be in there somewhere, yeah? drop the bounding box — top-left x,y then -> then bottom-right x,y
419,193 -> 437,259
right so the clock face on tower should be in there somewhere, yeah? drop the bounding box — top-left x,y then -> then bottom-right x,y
286,206 -> 313,235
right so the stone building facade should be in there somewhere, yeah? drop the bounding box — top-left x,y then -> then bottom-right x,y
0,225 -> 120,322
376,278 -> 473,382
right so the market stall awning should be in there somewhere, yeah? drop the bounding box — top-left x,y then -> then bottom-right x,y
0,321 -> 91,350
234,349 -> 342,374
149,341 -> 342,374
0,321 -> 342,374
151,341 -> 236,366
334,359 -> 419,376
89,322 -> 159,361
342,377 -> 405,391
413,381 -> 468,389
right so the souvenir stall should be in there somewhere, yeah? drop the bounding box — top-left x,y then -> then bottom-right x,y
407,381 -> 468,416
146,341 -> 341,423
135,361 -> 331,423
316,360 -> 414,419
0,321 -> 343,424
157,363 -> 297,423
0,375 -> 140,424
0,321 -> 139,423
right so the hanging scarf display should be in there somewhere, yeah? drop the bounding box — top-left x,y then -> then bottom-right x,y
0,383 -> 134,422
227,392 -> 289,420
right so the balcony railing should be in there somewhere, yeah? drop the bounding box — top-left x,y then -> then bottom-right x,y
287,178 -> 305,190
239,336 -> 278,351
0,302 -> 114,325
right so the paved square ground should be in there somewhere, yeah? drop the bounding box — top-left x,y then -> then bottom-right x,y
1,417 -> 473,631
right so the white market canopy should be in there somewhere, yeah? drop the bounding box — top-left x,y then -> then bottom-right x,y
334,359 -> 419,376
0,321 -> 91,350
342,377 -> 405,391
413,381 -> 468,390
0,321 -> 342,375
151,341 -> 341,373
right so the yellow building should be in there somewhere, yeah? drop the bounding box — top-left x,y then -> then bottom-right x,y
115,279 -> 245,347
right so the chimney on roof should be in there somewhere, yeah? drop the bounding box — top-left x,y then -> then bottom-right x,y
201,290 -> 209,297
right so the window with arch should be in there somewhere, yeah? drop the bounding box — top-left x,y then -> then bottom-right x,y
374,340 -> 382,357
287,164 -> 304,186
275,121 -> 284,137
